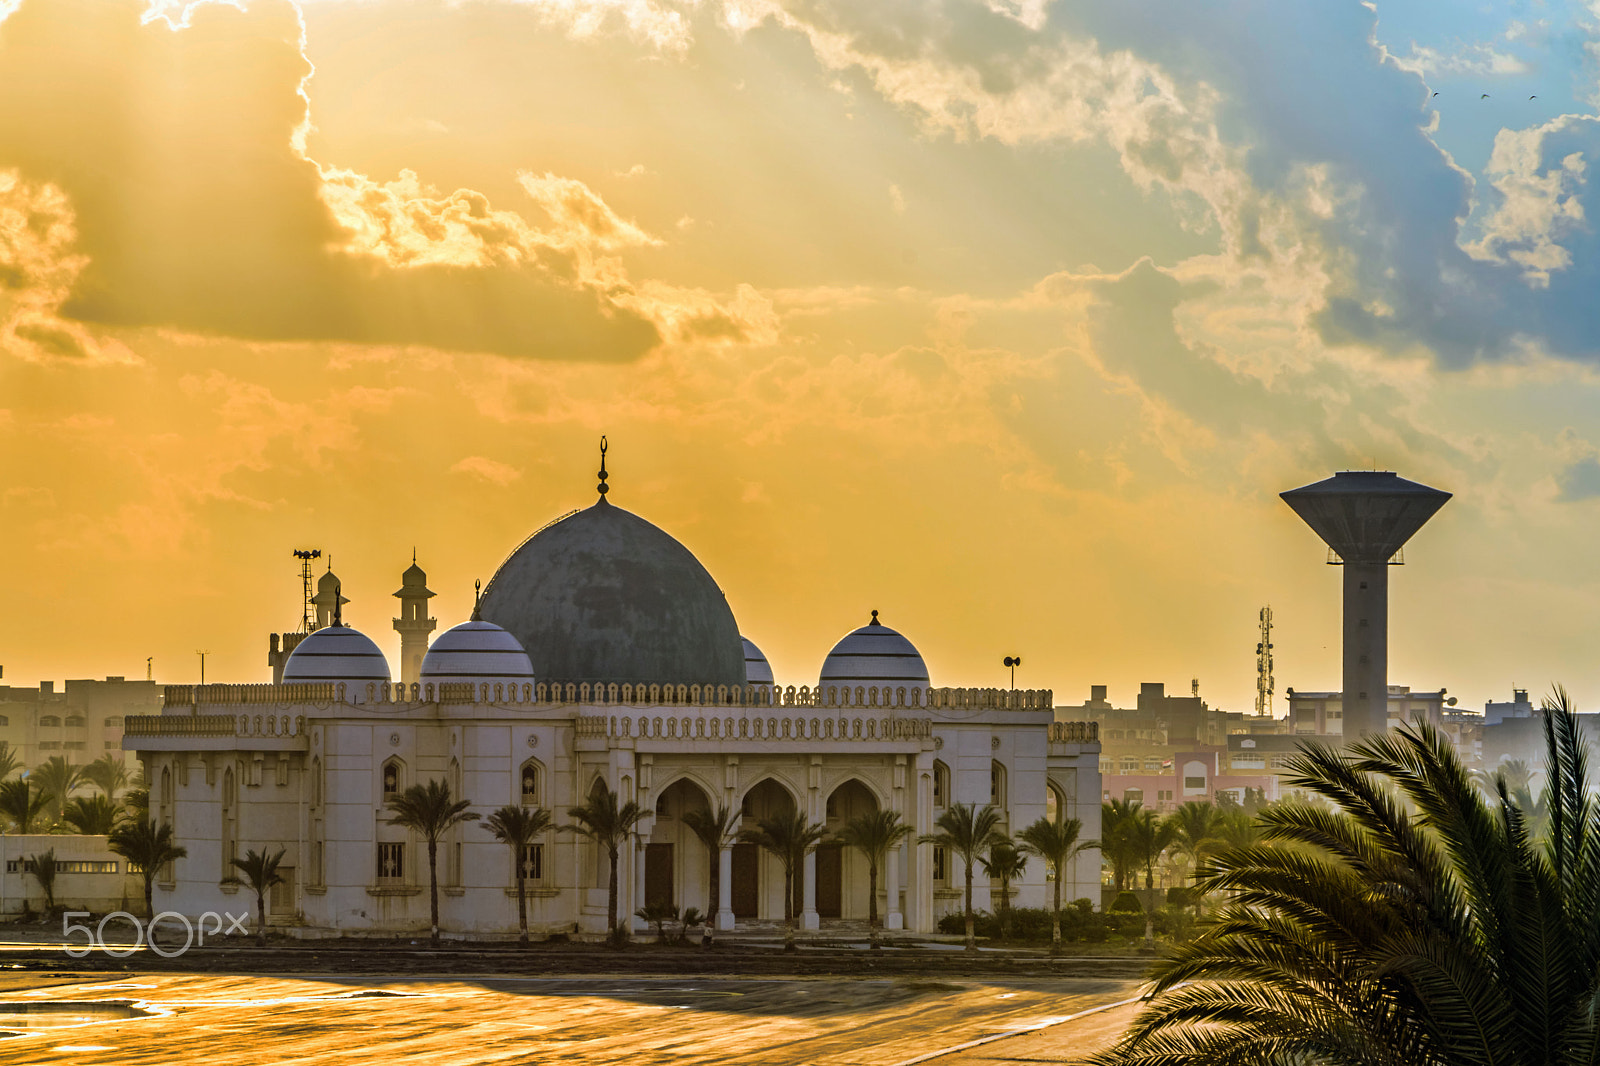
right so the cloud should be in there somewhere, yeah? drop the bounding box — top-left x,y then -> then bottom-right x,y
1390,42 -> 1530,78
496,0 -> 695,54
1465,117 -> 1592,286
1558,454 -> 1600,501
451,455 -> 523,486
0,0 -> 662,361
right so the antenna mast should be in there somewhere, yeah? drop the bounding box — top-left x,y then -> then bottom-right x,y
293,549 -> 322,632
1255,606 -> 1274,717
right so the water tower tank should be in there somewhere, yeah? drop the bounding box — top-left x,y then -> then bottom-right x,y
1280,471 -> 1450,739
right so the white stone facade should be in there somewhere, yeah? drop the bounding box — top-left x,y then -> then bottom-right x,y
128,682 -> 1101,938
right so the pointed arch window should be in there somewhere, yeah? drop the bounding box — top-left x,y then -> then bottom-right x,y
382,758 -> 404,800
520,760 -> 541,807
933,761 -> 950,808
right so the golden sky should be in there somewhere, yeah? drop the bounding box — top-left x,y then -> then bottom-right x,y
4,0 -> 1600,713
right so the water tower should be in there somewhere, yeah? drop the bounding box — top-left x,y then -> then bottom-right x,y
1280,471 -> 1450,739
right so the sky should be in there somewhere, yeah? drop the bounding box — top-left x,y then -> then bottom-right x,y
4,0 -> 1600,715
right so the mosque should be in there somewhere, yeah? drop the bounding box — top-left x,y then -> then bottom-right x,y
126,446 -> 1102,939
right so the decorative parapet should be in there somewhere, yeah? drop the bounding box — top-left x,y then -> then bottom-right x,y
576,713 -> 934,742
164,683 -> 334,707
126,713 -> 307,739
1049,721 -> 1099,743
159,680 -> 1054,714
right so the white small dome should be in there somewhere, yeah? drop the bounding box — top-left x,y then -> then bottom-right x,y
421,619 -> 535,686
742,636 -> 774,686
818,611 -> 930,688
282,625 -> 392,686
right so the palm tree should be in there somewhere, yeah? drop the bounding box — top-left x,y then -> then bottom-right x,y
0,742 -> 20,782
919,802 -> 1005,953
32,756 -> 85,825
385,778 -> 480,946
740,812 -> 829,951
1016,813 -> 1096,952
1163,801 -> 1223,917
107,816 -> 187,916
1098,687 -> 1600,1066
680,802 -> 740,937
1099,797 -> 1142,891
0,779 -> 51,834
1123,807 -> 1176,944
835,809 -> 913,947
62,795 -> 120,835
122,785 -> 149,820
979,839 -> 1027,939
27,848 -> 57,912
561,781 -> 647,945
483,804 -> 552,945
223,846 -> 287,946
81,754 -> 129,801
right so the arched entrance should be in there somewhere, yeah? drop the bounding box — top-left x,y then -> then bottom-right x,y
648,778 -> 715,914
820,779 -> 880,920
733,778 -> 797,920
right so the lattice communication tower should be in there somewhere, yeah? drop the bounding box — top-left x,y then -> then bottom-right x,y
294,548 -> 321,632
1255,605 -> 1274,717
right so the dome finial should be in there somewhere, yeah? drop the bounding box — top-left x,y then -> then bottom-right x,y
597,435 -> 609,498
412,546 -> 417,564
333,583 -> 344,627
472,579 -> 483,621
871,609 -> 879,625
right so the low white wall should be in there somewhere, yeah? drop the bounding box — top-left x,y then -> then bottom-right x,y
0,835 -> 143,916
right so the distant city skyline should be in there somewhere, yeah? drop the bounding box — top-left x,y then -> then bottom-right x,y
5,1 -> 1600,713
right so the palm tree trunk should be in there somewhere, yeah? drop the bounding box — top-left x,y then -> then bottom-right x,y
256,889 -> 266,947
705,851 -> 718,945
516,865 -> 528,946
782,860 -> 796,951
1051,862 -> 1062,954
143,876 -> 154,919
606,843 -> 619,945
428,839 -> 441,945
867,860 -> 880,948
963,857 -> 976,953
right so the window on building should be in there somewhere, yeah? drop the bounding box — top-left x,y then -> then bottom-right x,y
990,762 -> 1007,809
933,761 -> 949,807
1120,757 -> 1139,774
1270,753 -> 1294,769
65,715 -> 85,728
382,759 -> 402,799
1233,755 -> 1266,770
1159,790 -> 1174,802
0,715 -> 8,726
520,843 -> 543,882
104,740 -> 117,749
932,846 -> 947,881
38,741 -> 60,751
105,716 -> 124,727
63,741 -> 85,751
1144,759 -> 1162,772
1099,758 -> 1114,774
1184,776 -> 1206,789
378,842 -> 405,880
39,715 -> 60,727
1124,788 -> 1144,804
520,762 -> 540,806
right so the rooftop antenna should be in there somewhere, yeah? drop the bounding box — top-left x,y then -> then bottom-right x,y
146,657 -> 153,682
293,548 -> 321,632
333,583 -> 344,627
472,579 -> 483,621
196,650 -> 208,687
597,436 -> 609,499
1255,606 -> 1274,717
1003,656 -> 1021,689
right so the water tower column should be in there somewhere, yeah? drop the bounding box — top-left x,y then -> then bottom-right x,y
1343,561 -> 1389,739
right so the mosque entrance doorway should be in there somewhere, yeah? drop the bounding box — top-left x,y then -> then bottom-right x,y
815,844 -> 842,918
731,844 -> 759,917
735,778 -> 797,920
823,778 -> 881,920
645,844 -> 674,908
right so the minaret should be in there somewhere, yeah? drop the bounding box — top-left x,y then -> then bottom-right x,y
393,551 -> 437,687
311,562 -> 349,631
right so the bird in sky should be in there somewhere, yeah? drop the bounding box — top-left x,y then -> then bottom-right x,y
1530,95 -> 1538,100
1481,93 -> 1490,99
1432,91 -> 1439,97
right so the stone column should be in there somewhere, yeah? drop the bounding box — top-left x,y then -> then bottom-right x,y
717,844 -> 735,931
633,838 -> 648,934
886,843 -> 903,930
801,849 -> 819,930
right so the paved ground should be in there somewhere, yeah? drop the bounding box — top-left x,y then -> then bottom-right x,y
0,969 -> 1146,1065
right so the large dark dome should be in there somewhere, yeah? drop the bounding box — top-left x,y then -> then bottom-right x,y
478,498 -> 745,687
